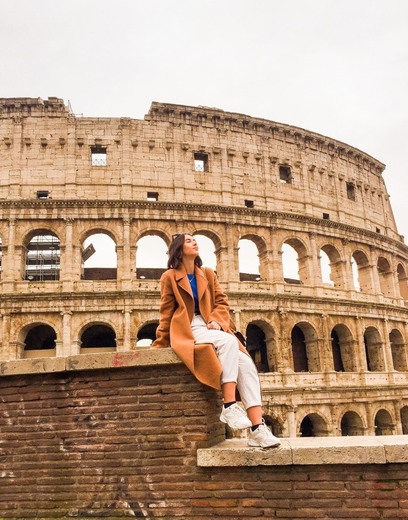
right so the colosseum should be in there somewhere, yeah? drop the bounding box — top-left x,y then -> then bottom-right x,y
1,96 -> 407,439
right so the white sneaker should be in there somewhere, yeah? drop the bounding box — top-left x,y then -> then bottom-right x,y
220,403 -> 252,430
247,420 -> 281,448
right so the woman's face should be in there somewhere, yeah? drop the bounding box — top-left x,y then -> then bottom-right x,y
182,234 -> 199,258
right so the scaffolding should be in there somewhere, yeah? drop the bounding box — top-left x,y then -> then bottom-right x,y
25,234 -> 60,281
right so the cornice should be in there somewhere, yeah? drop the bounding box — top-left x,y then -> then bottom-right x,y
0,199 -> 406,254
147,101 -> 385,173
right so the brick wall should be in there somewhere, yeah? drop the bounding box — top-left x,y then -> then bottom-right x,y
1,353 -> 408,519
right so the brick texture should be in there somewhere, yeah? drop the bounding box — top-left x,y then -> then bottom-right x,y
1,363 -> 408,519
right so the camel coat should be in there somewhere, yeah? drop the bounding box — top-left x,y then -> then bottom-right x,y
152,265 -> 248,389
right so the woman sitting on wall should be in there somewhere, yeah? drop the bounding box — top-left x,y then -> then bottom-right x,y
152,233 -> 280,448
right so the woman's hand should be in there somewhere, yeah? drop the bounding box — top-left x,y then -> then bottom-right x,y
207,320 -> 221,330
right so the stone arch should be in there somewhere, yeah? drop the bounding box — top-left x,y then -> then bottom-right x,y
291,321 -> 320,372
364,326 -> 385,371
330,324 -> 357,372
340,410 -> 365,436
397,263 -> 408,299
299,413 -> 329,437
23,229 -> 61,281
282,237 -> 309,285
389,328 -> 408,371
245,320 -> 276,372
192,231 -> 219,271
20,322 -> 57,359
374,408 -> 395,435
137,321 -> 159,347
136,230 -> 168,279
400,406 -> 408,434
238,234 -> 266,282
79,322 -> 116,353
81,229 -> 117,280
377,256 -> 394,297
351,250 -> 371,292
320,244 -> 343,287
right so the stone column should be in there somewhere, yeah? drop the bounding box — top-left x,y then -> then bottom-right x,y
119,218 -> 132,290
341,239 -> 356,291
320,313 -> 332,371
380,318 -> 395,374
309,233 -> 322,286
286,406 -> 297,437
61,218 -> 74,290
60,311 -> 72,357
269,229 -> 284,284
2,219 -> 18,284
277,308 -> 292,372
121,309 -> 132,352
354,317 -> 368,372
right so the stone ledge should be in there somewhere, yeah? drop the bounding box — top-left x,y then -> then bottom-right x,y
197,435 -> 408,467
0,348 -> 181,377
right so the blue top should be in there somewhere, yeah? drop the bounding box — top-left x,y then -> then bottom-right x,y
187,274 -> 200,314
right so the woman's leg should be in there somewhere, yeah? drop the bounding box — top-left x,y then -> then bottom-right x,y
235,351 -> 263,424
191,316 -> 251,429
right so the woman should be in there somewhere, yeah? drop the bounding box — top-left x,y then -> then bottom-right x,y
152,233 -> 280,448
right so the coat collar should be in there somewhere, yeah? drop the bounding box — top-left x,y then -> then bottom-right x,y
174,265 -> 208,301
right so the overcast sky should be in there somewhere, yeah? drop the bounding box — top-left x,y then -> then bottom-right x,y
2,0 -> 408,241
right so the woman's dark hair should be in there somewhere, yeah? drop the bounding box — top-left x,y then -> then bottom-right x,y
167,233 -> 203,269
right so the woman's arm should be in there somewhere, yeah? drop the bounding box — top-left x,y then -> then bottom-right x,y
151,273 -> 176,348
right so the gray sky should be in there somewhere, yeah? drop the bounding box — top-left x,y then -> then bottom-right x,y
2,0 -> 408,240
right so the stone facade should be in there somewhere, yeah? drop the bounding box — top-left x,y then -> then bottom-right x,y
1,96 -> 408,438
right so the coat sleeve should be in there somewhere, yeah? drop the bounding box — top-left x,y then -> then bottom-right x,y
207,269 -> 232,332
151,272 -> 176,349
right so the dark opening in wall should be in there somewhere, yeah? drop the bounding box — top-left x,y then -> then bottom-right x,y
323,213 -> 330,220
147,191 -> 159,201
194,152 -> 208,172
36,190 -> 50,199
91,145 -> 107,166
279,165 -> 292,183
346,182 -> 356,201
245,199 -> 254,208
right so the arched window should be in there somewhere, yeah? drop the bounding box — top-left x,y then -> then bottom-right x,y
282,238 -> 310,285
291,325 -> 307,372
351,250 -> 371,292
291,323 -> 320,372
246,323 -> 269,372
340,411 -> 364,436
400,406 -> 408,434
320,244 -> 343,287
194,234 -> 217,270
300,413 -> 329,437
364,327 -> 385,371
377,257 -> 393,297
25,231 -> 60,281
330,324 -> 356,372
238,239 -> 260,281
320,249 -> 333,285
282,242 -> 300,284
397,263 -> 408,299
389,329 -> 407,371
374,409 -> 394,435
80,324 -> 116,353
23,324 -> 57,358
136,234 -> 167,279
82,232 -> 117,280
137,322 -> 159,347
